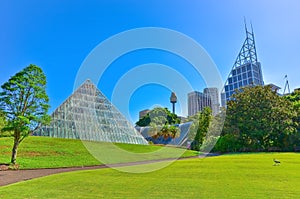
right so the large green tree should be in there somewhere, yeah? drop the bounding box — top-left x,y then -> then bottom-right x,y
0,64 -> 51,164
220,85 -> 297,152
189,107 -> 212,151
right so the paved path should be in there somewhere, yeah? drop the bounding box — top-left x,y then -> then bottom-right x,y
1,155 -> 217,187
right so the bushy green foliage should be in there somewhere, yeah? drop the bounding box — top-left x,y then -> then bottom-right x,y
0,110 -> 7,136
216,85 -> 298,152
200,135 -> 220,152
213,134 -> 241,152
136,107 -> 180,126
186,107 -> 212,151
285,89 -> 300,110
285,89 -> 300,148
184,107 -> 225,152
0,64 -> 51,164
136,107 -> 181,140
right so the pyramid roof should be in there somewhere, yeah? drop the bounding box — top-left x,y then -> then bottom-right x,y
34,79 -> 148,145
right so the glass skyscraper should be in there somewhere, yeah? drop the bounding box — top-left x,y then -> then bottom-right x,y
221,24 -> 264,106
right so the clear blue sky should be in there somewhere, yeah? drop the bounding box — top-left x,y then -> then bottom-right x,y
1,0 -> 300,123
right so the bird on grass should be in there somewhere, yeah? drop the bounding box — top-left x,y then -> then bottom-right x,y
273,158 -> 281,166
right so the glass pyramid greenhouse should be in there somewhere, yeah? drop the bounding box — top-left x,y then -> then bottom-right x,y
34,79 -> 148,145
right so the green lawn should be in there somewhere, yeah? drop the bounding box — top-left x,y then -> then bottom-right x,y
0,136 -> 197,169
1,153 -> 300,198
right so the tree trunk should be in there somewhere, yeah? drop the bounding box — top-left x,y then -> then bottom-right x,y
11,140 -> 19,165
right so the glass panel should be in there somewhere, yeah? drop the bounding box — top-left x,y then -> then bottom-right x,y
249,78 -> 253,84
248,72 -> 252,78
242,66 -> 246,72
233,76 -> 237,82
234,83 -> 238,89
232,69 -> 237,76
242,73 -> 247,79
247,64 -> 251,71
225,85 -> 229,92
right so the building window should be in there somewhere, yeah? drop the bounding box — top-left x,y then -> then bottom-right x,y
232,70 -> 237,76
233,76 -> 237,82
242,66 -> 246,72
247,65 -> 252,71
249,78 -> 253,85
225,85 -> 229,92
242,73 -> 247,79
234,83 -> 238,89
248,71 -> 252,78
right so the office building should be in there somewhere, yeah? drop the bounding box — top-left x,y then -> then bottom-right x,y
188,91 -> 211,116
204,87 -> 220,115
221,24 -> 264,106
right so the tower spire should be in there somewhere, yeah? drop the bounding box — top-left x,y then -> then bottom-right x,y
244,16 -> 248,33
170,92 -> 177,114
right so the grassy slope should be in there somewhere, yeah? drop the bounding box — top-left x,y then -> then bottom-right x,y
1,153 -> 300,198
0,136 -> 197,169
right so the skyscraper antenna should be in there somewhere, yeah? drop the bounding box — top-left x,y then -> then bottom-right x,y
244,16 -> 248,32
250,20 -> 254,34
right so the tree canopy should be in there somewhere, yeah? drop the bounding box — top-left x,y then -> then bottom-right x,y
285,89 -> 300,111
0,64 -> 51,164
136,107 -> 180,127
216,85 -> 297,152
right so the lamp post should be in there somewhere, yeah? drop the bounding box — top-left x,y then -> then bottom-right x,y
170,92 -> 177,114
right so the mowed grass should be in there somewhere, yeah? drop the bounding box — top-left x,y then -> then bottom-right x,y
0,136 -> 197,169
1,153 -> 300,198
0,136 -> 100,168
